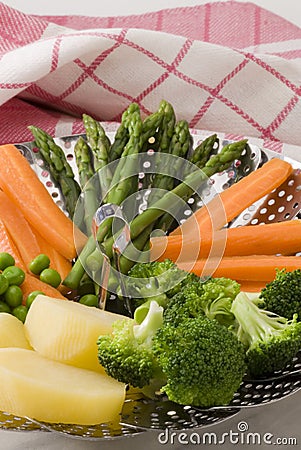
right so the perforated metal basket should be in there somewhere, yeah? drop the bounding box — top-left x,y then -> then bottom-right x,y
2,127 -> 300,440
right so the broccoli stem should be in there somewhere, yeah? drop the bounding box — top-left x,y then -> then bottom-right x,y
133,300 -> 164,344
231,292 -> 288,347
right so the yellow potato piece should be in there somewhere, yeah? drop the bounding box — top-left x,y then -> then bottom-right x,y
0,313 -> 31,349
24,295 -> 127,372
0,348 -> 126,424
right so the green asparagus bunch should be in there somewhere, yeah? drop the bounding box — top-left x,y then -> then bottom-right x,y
59,101 -> 248,296
29,126 -> 81,219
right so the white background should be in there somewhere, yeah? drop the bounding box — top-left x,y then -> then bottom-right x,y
3,0 -> 301,28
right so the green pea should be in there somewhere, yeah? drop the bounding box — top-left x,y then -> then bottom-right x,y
79,294 -> 99,307
0,252 -> 15,270
4,285 -> 23,308
26,290 -> 45,308
40,268 -> 61,288
29,254 -> 50,275
2,266 -> 25,286
0,301 -> 11,313
0,274 -> 9,295
12,305 -> 28,323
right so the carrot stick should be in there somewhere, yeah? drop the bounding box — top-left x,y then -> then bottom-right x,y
0,218 -> 25,270
21,273 -> 66,305
170,158 -> 293,236
151,220 -> 301,262
0,190 -> 41,268
0,144 -> 87,260
177,255 -> 301,281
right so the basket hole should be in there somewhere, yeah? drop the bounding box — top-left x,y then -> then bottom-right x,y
66,153 -> 73,161
268,199 -> 275,206
287,194 -> 293,202
260,208 -> 267,214
278,206 -> 285,213
288,179 -> 295,186
250,218 -> 259,225
268,214 -> 276,221
293,202 -> 299,209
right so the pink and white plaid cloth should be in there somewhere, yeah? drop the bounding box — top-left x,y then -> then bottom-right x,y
1,1 -> 301,155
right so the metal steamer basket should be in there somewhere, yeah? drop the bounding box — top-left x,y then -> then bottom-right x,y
3,127 -> 301,440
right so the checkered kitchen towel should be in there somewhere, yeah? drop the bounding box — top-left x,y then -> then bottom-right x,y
1,1 -> 301,155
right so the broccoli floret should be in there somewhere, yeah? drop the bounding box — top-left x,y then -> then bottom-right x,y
164,276 -> 240,327
231,292 -> 301,378
97,300 -> 165,390
197,277 -> 240,326
153,316 -> 246,407
125,259 -> 199,310
260,269 -> 301,320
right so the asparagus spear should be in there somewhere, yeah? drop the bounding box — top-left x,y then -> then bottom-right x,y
106,110 -> 144,205
74,136 -> 99,232
62,234 -> 96,289
87,109 -> 144,251
190,134 -> 219,168
101,139 -> 248,258
82,114 -> 111,197
157,133 -> 219,231
108,103 -> 140,162
29,126 -> 81,219
154,100 -> 176,152
148,119 -> 192,205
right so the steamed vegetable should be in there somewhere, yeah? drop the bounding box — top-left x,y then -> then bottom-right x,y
0,190 -> 41,267
98,293 -> 246,407
231,292 -> 301,377
259,269 -> 301,320
0,144 -> 87,260
177,255 -> 301,281
74,135 -> 99,232
98,300 -> 165,393
153,314 -> 246,407
171,157 -> 293,236
100,139 -> 247,260
151,219 -> 301,262
0,220 -> 24,270
28,126 -> 81,219
0,348 -> 126,425
164,276 -> 240,327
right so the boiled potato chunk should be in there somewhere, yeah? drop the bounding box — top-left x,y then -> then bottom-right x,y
0,313 -> 31,349
24,295 -> 127,372
0,348 -> 126,424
